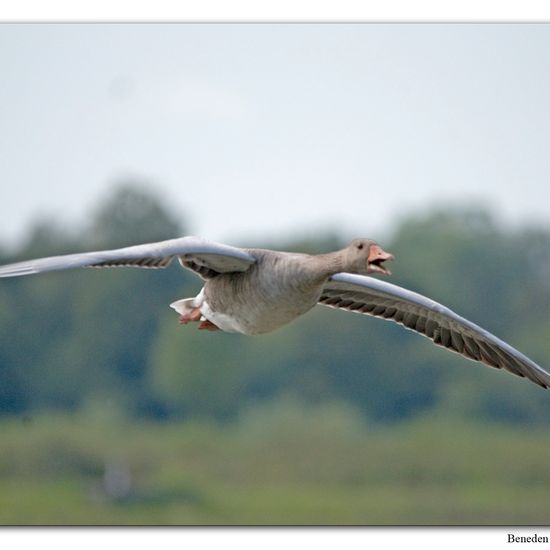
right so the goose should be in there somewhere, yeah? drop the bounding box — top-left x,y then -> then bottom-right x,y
0,235 -> 548,389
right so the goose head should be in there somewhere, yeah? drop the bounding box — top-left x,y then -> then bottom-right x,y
340,239 -> 394,276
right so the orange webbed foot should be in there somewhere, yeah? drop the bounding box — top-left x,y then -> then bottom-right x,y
178,307 -> 202,324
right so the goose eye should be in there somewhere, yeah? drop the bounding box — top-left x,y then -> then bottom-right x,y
357,244 -> 364,250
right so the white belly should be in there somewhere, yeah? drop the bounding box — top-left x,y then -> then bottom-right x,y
200,299 -> 248,334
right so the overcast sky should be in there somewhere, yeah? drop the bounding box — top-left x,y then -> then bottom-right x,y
1,23 -> 549,248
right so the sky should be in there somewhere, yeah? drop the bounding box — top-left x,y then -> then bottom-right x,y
1,23 -> 550,248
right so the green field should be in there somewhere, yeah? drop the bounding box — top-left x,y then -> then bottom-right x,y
1,404 -> 549,525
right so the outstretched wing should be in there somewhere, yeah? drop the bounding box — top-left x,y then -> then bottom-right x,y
0,236 -> 256,279
319,272 -> 550,389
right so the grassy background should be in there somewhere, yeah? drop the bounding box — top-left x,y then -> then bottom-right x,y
1,402 -> 549,525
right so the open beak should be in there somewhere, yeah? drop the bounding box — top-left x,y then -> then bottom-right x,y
367,244 -> 394,275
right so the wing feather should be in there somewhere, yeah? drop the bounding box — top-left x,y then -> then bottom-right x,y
319,272 -> 550,389
0,236 -> 256,279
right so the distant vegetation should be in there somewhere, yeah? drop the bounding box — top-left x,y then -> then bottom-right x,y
1,182 -> 550,425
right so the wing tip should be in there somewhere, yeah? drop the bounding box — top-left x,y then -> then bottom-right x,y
0,264 -> 37,278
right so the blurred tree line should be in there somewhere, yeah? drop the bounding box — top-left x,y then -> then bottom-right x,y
1,182 -> 550,425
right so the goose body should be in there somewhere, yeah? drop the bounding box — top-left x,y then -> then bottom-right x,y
1,235 -> 549,390
177,249 -> 334,335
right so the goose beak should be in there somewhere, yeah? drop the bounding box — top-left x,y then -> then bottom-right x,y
367,244 -> 394,275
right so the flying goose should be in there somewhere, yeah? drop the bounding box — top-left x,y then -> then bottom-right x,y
0,236 -> 548,389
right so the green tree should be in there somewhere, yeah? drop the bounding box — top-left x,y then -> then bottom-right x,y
2,197 -> 550,425
0,181 -> 189,415
88,182 -> 183,249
